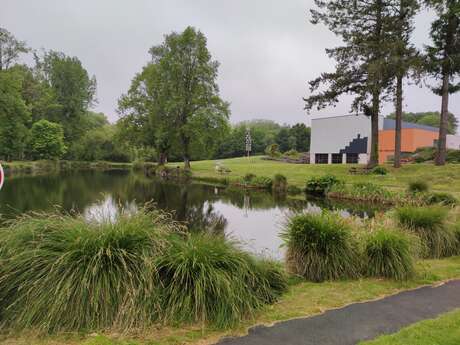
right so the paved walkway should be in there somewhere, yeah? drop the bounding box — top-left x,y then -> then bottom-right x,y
217,280 -> 460,345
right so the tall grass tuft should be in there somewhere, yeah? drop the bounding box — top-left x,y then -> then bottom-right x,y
408,180 -> 429,194
395,206 -> 456,258
364,229 -> 416,280
281,212 -> 361,282
156,234 -> 287,328
0,210 -> 177,333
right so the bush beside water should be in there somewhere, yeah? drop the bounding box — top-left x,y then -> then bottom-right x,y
364,229 -> 415,280
0,210 -> 287,332
305,175 -> 342,196
396,206 -> 457,258
282,212 -> 361,282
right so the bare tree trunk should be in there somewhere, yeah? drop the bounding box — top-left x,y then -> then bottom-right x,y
181,134 -> 191,170
368,92 -> 380,168
158,152 -> 167,165
394,75 -> 403,168
435,73 -> 449,166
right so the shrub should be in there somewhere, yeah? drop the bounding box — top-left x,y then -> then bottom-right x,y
244,173 -> 256,182
425,192 -> 458,206
265,144 -> 281,158
281,212 -> 361,282
364,229 -> 415,280
0,209 -> 176,332
446,149 -> 460,163
371,166 -> 388,175
252,176 -> 273,189
408,180 -> 429,194
156,234 -> 287,328
413,147 -> 436,163
328,182 -> 395,203
284,149 -> 299,157
395,206 -> 456,258
273,174 -> 288,192
305,175 -> 343,196
287,185 -> 302,195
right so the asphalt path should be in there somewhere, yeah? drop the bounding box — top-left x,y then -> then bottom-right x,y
216,280 -> 460,345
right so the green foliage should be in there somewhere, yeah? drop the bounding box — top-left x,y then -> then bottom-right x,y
265,143 -> 281,157
29,119 -> 66,159
425,192 -> 458,206
305,175 -> 342,195
0,27 -> 29,70
157,234 -> 287,328
396,206 -> 456,258
284,149 -> 299,158
408,180 -> 429,194
0,209 -> 287,332
328,182 -> 396,203
273,174 -> 288,192
447,150 -> 460,163
364,229 -> 415,280
0,69 -> 31,160
413,147 -> 436,163
282,212 -> 361,282
287,185 -> 302,195
371,166 -> 388,175
251,176 -> 273,189
0,209 -> 173,332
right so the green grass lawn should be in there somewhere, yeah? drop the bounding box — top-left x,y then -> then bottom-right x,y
360,309 -> 460,345
181,156 -> 460,196
3,256 -> 460,345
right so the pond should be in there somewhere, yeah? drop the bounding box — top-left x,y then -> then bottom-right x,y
0,170 -> 384,259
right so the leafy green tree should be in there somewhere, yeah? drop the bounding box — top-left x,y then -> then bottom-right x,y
276,128 -> 291,152
387,111 -> 458,134
0,70 -> 30,160
29,119 -> 66,160
148,27 -> 229,168
36,51 -> 97,147
0,27 -> 29,71
424,0 -> 460,165
290,123 -> 311,152
305,0 -> 397,167
73,125 -> 129,162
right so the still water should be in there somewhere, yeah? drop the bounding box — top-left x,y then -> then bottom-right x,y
0,170 -> 383,259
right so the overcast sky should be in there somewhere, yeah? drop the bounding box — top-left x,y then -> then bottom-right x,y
2,0 -> 459,126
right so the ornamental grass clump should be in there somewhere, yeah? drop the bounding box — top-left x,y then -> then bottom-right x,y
408,180 -> 429,194
364,228 -> 416,280
395,206 -> 456,258
156,234 -> 287,328
282,212 -> 361,282
0,209 -> 176,333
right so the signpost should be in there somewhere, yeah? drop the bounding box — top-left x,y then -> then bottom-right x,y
0,163 -> 4,190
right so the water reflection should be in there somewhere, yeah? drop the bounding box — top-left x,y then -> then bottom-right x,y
0,171 -> 387,258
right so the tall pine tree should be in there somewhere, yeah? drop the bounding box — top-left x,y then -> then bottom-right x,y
425,0 -> 460,165
389,0 -> 420,168
304,0 -> 396,167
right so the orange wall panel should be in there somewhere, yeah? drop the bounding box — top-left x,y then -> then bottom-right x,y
378,128 -> 438,163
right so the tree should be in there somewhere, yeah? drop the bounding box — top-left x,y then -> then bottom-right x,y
425,0 -> 460,165
0,27 -> 29,71
389,0 -> 420,168
0,70 -> 30,160
304,0 -> 396,167
387,111 -> 458,133
36,51 -> 97,146
148,27 -> 229,169
29,119 -> 66,159
290,123 -> 311,152
276,128 -> 291,152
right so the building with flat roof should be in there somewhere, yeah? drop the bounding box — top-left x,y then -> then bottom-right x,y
310,115 -> 460,164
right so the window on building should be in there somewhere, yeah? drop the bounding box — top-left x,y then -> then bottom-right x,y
315,153 -> 329,164
331,153 -> 342,164
346,153 -> 359,164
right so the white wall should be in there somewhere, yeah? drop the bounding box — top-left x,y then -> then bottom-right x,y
310,115 -> 382,163
447,135 -> 460,150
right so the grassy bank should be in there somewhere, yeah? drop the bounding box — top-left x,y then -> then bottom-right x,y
2,256 -> 460,345
2,160 -> 132,177
183,156 -> 460,196
360,308 -> 460,344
